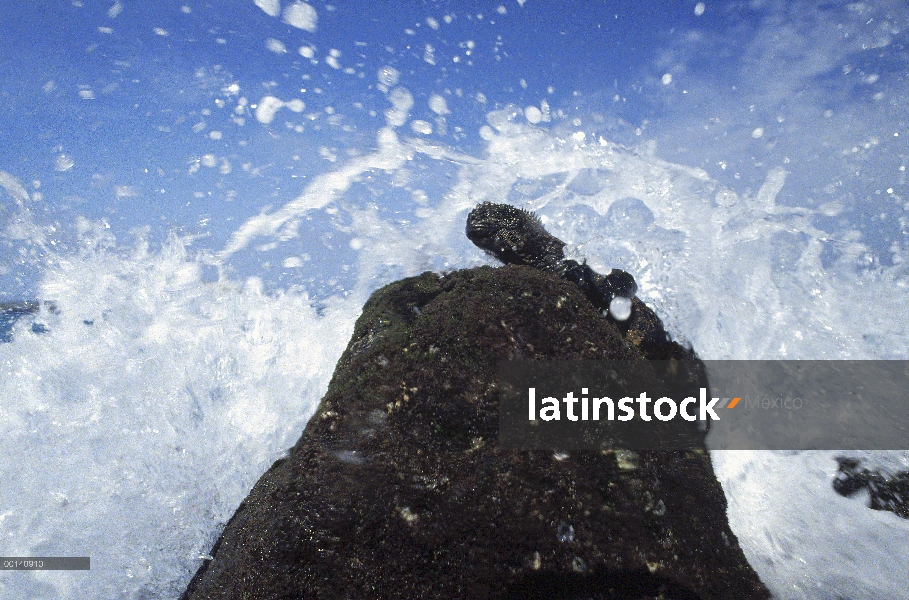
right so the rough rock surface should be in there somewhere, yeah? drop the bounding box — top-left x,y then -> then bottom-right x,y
833,457 -> 909,519
0,300 -> 48,341
182,265 -> 769,599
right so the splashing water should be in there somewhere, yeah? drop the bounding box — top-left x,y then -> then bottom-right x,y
1,1 -> 908,598
3,108 -> 907,598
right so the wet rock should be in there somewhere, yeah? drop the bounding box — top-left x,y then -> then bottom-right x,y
0,300 -> 56,342
182,265 -> 769,599
833,457 -> 909,519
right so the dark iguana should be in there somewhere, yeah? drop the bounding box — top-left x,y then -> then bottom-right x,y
466,201 -> 637,321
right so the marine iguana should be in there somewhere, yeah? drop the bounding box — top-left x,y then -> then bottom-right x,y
466,201 -> 638,321
466,200 -> 708,428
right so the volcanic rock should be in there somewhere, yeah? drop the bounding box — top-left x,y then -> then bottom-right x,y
833,457 -> 909,519
182,265 -> 769,599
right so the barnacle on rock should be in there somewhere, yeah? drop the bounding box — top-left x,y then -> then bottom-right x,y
466,201 -> 637,319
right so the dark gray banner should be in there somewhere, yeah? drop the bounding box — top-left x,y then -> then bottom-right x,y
0,557 -> 90,570
498,360 -> 909,451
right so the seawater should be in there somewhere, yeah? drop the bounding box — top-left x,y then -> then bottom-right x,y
2,2 -> 909,599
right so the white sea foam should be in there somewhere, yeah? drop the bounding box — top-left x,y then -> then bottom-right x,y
713,450 -> 909,599
0,233 -> 360,598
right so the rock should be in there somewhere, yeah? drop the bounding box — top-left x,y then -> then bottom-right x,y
0,300 -> 41,315
0,300 -> 54,342
182,265 -> 769,599
833,457 -> 909,519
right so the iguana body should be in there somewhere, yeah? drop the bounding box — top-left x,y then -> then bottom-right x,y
466,202 -> 637,319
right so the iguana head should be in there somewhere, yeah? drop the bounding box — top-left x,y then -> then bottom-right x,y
465,202 -> 565,270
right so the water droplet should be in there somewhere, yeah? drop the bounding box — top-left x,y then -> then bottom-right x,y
557,522 -> 575,543
609,296 -> 632,321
